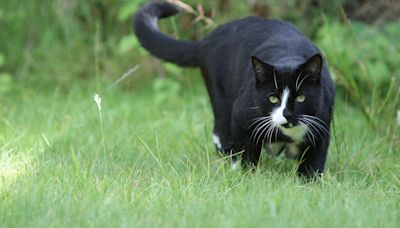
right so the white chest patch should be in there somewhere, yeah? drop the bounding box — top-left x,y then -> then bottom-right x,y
279,124 -> 307,143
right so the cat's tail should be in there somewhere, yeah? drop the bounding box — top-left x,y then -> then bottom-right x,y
133,1 -> 200,67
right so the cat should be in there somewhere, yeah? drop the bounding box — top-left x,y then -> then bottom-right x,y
133,1 -> 335,178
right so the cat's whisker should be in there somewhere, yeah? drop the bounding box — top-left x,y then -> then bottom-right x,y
295,71 -> 303,91
308,127 -> 316,147
249,118 -> 268,138
250,121 -> 265,141
273,71 -> 278,90
301,115 -> 329,130
269,125 -> 277,145
264,124 -> 274,146
301,118 -> 323,139
260,123 -> 271,147
305,121 -> 325,145
258,121 -> 272,145
255,120 -> 273,145
306,129 -> 316,147
248,116 -> 270,129
301,116 -> 329,136
298,119 -> 316,147
250,119 -> 272,143
296,73 -> 311,91
256,125 -> 268,146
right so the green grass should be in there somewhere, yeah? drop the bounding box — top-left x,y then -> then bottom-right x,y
0,75 -> 399,227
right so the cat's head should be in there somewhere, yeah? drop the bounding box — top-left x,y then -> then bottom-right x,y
251,54 -> 323,129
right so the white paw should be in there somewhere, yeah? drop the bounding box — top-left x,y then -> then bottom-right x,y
212,134 -> 222,150
230,161 -> 240,171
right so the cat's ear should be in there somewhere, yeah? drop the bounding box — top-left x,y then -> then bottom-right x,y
251,56 -> 274,84
301,54 -> 323,82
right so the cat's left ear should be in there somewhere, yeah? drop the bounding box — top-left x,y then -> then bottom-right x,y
301,54 -> 323,82
251,56 -> 274,84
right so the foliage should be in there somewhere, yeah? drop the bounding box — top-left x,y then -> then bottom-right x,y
317,19 -> 400,128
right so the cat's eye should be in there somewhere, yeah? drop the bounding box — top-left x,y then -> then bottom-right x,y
296,95 -> 306,102
269,96 -> 279,104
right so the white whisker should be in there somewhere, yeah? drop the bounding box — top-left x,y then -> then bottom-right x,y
250,118 -> 272,143
273,71 -> 278,90
296,73 -> 311,91
274,126 -> 279,141
301,118 -> 323,139
264,124 -> 275,146
248,116 -> 270,129
301,115 -> 330,136
295,71 -> 303,91
269,126 -> 277,145
254,120 -> 273,145
299,120 -> 316,146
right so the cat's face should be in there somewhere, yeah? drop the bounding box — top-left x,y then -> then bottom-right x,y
251,54 -> 323,130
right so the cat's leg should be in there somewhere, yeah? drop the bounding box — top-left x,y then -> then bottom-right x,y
200,67 -> 235,155
297,138 -> 329,179
212,129 -> 234,155
230,136 -> 262,170
231,118 -> 262,170
241,140 -> 262,169
211,100 -> 235,155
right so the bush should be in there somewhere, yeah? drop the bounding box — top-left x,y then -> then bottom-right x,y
317,19 -> 400,127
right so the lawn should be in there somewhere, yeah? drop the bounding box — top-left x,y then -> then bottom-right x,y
0,74 -> 399,227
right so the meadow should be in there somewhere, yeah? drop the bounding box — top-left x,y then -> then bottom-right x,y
0,0 -> 399,227
0,74 -> 399,227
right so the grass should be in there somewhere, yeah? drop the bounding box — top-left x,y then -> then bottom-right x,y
0,74 -> 399,227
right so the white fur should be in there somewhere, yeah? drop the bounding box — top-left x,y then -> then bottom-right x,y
212,134 -> 222,150
271,88 -> 290,125
231,161 -> 240,171
279,124 -> 307,143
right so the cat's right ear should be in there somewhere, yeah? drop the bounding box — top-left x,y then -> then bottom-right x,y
251,56 -> 274,84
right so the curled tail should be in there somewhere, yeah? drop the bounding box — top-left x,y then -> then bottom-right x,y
133,2 -> 200,67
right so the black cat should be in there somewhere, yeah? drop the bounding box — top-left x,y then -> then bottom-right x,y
133,1 -> 335,178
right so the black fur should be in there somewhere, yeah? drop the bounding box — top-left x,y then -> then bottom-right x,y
133,2 -> 335,178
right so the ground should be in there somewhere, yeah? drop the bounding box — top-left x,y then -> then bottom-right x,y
0,75 -> 399,227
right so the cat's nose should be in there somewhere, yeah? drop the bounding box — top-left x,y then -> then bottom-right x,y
283,109 -> 293,121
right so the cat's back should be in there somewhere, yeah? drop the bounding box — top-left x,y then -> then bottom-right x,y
201,17 -> 317,63
202,17 -> 305,46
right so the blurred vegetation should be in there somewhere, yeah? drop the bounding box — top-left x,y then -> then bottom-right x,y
0,0 -> 399,128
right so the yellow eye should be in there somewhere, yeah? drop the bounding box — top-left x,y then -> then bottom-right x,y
269,96 -> 279,104
296,95 -> 306,102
